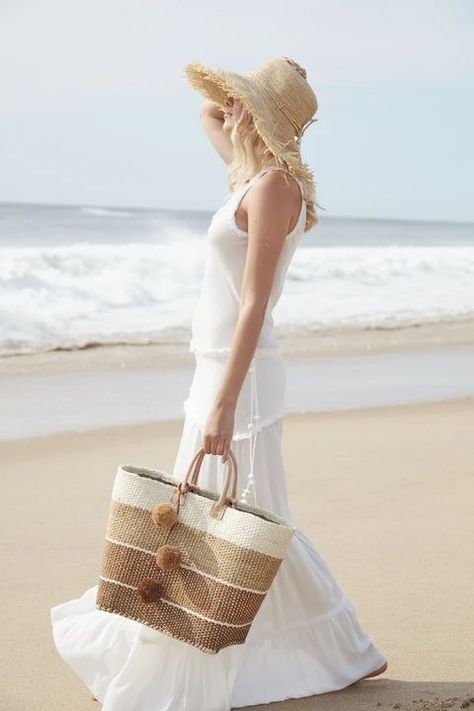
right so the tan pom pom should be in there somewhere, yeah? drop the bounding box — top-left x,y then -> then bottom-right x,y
136,578 -> 163,603
151,502 -> 178,529
155,544 -> 182,570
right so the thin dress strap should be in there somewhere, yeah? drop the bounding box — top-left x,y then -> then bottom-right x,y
239,165 -> 303,197
226,165 -> 303,200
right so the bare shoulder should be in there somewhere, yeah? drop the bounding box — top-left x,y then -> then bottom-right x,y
245,169 -> 302,231
250,169 -> 300,209
236,169 -> 303,242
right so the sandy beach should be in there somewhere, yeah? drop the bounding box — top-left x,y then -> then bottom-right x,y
1,391 -> 473,710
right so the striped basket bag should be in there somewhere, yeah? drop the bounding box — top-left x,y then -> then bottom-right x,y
96,446 -> 296,654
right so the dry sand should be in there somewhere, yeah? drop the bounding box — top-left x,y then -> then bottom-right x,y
1,399 -> 474,711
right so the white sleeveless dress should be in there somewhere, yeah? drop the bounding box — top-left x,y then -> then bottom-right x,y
50,166 -> 387,711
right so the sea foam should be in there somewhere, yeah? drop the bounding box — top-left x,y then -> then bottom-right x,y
1,241 -> 473,354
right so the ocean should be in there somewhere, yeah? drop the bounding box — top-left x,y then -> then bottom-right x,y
1,202 -> 473,356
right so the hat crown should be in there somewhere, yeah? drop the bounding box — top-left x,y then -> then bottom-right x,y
247,57 -> 318,136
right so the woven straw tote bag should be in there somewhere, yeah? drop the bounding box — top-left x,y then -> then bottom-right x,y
96,446 -> 296,654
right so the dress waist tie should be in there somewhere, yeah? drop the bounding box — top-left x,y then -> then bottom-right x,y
240,356 -> 260,507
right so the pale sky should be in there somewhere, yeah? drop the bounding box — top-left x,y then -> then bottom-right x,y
1,0 -> 473,221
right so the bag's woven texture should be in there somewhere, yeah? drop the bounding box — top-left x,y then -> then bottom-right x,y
96,447 -> 295,654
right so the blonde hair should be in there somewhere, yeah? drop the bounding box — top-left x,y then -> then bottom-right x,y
227,105 -> 321,233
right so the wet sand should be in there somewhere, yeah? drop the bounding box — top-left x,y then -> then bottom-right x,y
2,336 -> 474,440
2,317 -> 474,376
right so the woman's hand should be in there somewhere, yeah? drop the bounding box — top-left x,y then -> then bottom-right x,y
200,99 -> 225,120
202,400 -> 235,463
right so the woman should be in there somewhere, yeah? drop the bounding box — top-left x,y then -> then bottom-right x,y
50,56 -> 387,710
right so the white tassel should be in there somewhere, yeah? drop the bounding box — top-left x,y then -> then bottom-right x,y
239,357 -> 260,506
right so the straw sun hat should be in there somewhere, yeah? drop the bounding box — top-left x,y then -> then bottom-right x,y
182,56 -> 318,187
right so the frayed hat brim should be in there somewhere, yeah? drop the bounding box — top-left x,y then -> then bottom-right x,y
182,59 -> 317,197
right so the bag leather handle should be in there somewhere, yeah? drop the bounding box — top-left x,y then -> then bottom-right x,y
177,447 -> 239,517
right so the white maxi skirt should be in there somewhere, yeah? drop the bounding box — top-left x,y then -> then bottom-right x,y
50,351 -> 387,711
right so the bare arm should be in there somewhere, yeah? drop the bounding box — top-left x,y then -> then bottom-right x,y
202,170 -> 298,461
199,100 -> 233,165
